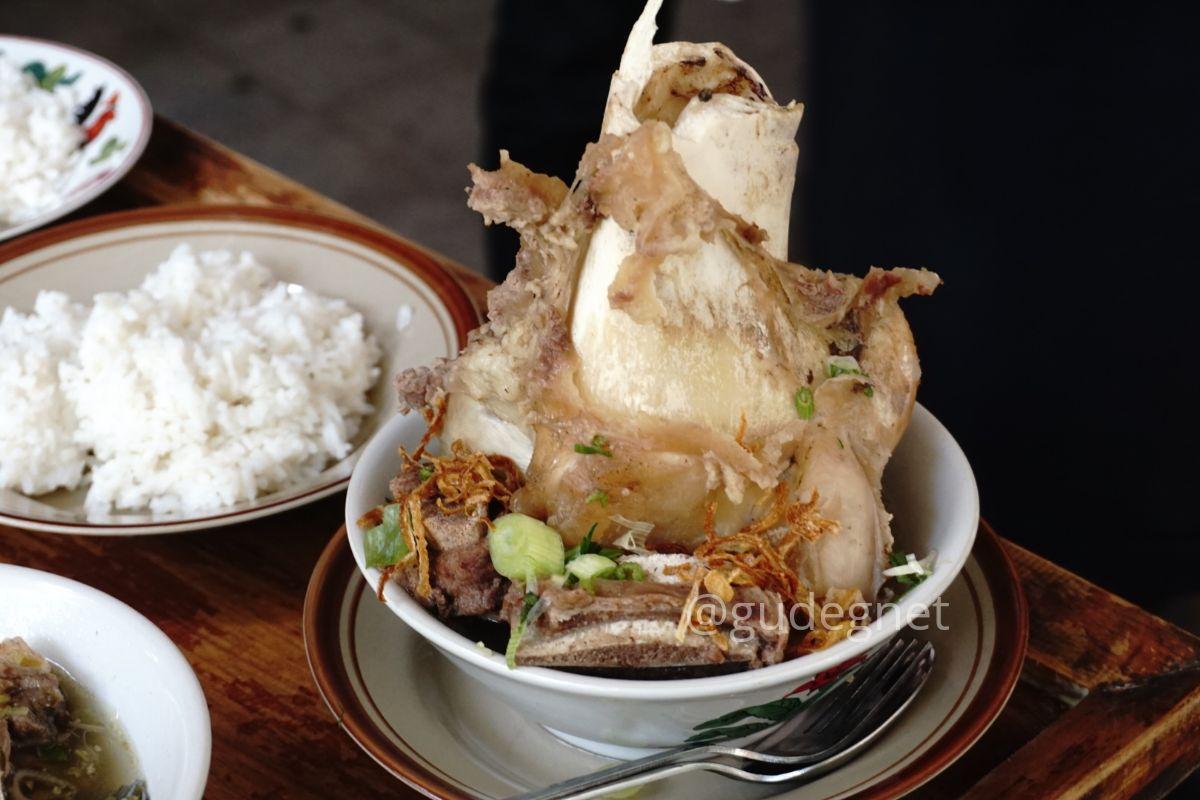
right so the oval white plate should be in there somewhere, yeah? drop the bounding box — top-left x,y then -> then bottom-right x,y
0,205 -> 479,534
305,523 -> 1027,799
0,35 -> 152,241
0,563 -> 211,800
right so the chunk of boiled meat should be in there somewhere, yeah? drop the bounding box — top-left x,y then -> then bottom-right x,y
393,510 -> 506,618
0,638 -> 67,747
503,562 -> 787,673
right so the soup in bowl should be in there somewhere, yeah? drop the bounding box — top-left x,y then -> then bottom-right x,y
345,403 -> 977,751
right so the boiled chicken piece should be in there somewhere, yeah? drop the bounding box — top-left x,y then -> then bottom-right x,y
397,0 -> 937,601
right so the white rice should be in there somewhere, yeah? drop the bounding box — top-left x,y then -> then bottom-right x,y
0,55 -> 84,226
0,292 -> 88,495
0,245 -> 382,516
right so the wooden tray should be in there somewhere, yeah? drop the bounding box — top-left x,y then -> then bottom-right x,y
1,117 -> 1197,799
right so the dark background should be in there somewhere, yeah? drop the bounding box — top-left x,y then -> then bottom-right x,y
804,3 -> 1200,622
3,0 -> 1198,789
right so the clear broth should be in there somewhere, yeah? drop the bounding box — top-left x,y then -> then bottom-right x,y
5,665 -> 146,800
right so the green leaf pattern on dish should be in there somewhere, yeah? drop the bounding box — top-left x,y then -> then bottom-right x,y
685,655 -> 865,743
22,61 -> 82,90
89,136 -> 127,165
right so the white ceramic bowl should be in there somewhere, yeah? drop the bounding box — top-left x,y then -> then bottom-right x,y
0,565 -> 211,798
345,404 -> 978,752
0,35 -> 152,241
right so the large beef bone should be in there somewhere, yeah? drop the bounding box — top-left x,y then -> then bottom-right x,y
447,0 -> 804,468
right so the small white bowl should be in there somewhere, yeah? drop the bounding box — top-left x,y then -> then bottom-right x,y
0,35 -> 152,241
345,404 -> 978,752
0,565 -> 211,798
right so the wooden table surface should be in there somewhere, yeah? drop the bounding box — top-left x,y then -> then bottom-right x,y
2,116 -> 1198,799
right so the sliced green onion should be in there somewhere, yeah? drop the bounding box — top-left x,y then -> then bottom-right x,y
564,523 -> 598,561
794,386 -> 815,420
569,553 -> 622,593
586,489 -> 609,506
886,551 -> 930,591
827,355 -> 865,378
567,553 -> 619,581
505,592 -> 539,669
827,356 -> 874,398
488,513 -> 566,583
364,503 -> 410,568
564,554 -> 648,592
574,434 -> 613,457
615,562 -> 646,581
418,465 -> 434,481
563,523 -> 629,572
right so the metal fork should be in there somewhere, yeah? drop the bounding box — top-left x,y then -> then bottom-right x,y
511,638 -> 935,800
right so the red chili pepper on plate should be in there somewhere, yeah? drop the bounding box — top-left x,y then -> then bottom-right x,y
84,92 -> 119,143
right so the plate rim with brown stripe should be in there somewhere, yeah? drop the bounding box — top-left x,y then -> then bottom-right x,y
303,520 -> 1028,799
